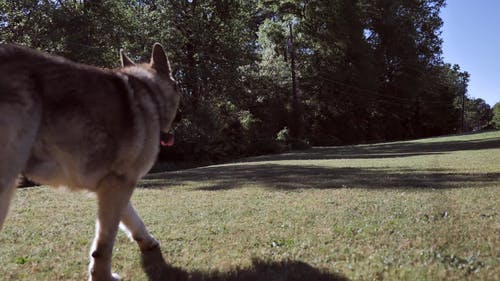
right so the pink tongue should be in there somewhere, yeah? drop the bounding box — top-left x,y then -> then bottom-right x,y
161,134 -> 175,147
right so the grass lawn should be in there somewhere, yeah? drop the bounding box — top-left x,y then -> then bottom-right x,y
0,131 -> 499,281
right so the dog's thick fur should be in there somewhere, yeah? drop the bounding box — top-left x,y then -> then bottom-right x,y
0,43 -> 180,281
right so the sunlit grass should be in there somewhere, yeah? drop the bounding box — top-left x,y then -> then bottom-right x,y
1,131 -> 499,280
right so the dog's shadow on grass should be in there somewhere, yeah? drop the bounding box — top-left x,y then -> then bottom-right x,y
141,246 -> 349,281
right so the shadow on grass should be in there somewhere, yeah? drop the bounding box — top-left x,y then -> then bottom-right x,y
141,246 -> 348,281
141,133 -> 500,191
142,165 -> 500,191
240,136 -> 500,162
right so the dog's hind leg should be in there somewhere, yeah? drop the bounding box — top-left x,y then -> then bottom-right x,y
0,148 -> 18,229
120,202 -> 159,251
0,145 -> 33,229
0,102 -> 40,230
0,177 -> 17,230
88,174 -> 135,281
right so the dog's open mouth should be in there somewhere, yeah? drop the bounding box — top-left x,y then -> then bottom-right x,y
160,131 -> 175,147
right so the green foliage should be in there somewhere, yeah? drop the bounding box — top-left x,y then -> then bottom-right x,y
2,0 -> 489,164
491,102 -> 500,129
464,98 -> 492,131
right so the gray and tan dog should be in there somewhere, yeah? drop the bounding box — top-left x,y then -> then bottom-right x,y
0,43 -> 180,281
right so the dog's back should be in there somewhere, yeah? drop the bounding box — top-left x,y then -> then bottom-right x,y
0,43 -> 45,63
0,44 -> 133,224
0,44 -> 144,189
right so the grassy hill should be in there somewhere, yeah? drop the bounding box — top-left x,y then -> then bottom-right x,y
1,131 -> 499,280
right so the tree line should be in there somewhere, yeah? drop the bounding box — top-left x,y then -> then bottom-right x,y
1,0 -> 497,164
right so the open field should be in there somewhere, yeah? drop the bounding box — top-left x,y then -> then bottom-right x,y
1,131 -> 499,281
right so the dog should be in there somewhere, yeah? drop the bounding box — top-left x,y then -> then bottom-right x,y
0,43 -> 180,281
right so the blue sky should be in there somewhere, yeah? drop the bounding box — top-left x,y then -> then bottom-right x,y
440,1 -> 500,106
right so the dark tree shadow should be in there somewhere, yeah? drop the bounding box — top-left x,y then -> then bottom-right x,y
141,246 -> 348,281
141,165 -> 500,191
236,136 -> 500,162
140,133 -> 500,191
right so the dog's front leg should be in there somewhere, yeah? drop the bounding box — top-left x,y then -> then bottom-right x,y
89,175 -> 135,281
120,202 -> 159,251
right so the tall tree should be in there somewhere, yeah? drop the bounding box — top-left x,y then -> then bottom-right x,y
363,0 -> 446,139
464,98 -> 492,131
491,102 -> 500,129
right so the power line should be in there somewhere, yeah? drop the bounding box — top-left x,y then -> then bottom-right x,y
9,36 -> 464,108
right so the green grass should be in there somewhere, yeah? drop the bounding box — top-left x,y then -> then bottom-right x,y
1,131 -> 499,281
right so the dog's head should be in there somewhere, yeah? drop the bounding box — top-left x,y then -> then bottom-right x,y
120,43 -> 181,146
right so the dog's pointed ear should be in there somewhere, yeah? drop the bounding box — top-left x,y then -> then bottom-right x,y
120,49 -> 135,67
151,43 -> 172,76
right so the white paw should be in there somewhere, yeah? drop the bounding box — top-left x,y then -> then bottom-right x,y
111,272 -> 121,281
